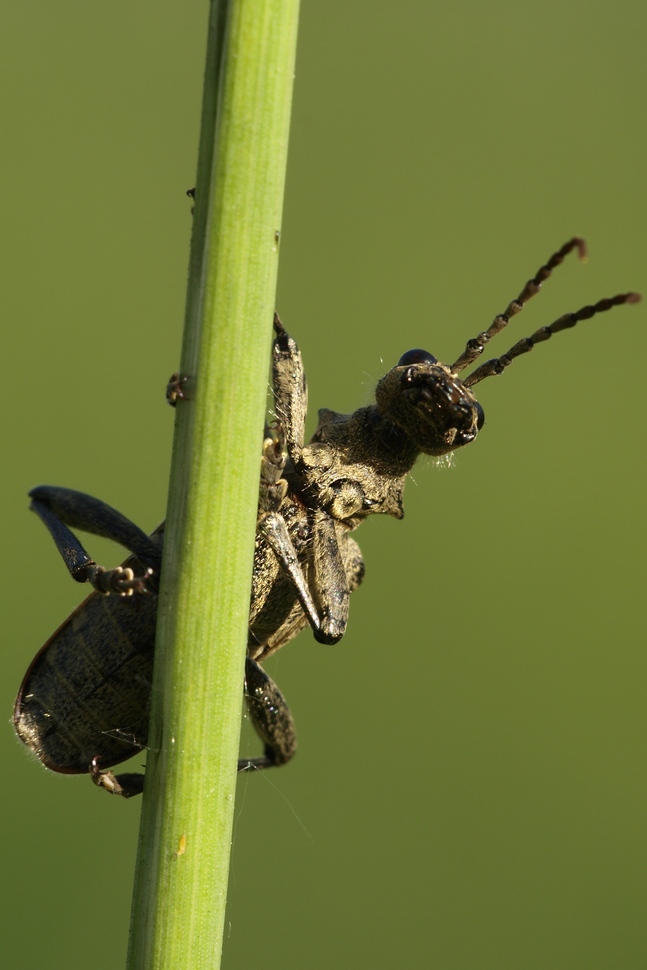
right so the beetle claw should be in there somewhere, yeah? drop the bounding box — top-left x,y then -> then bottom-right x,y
90,758 -> 144,797
166,373 -> 192,406
88,564 -> 152,596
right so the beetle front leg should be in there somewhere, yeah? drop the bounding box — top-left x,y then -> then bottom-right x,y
271,313 -> 308,464
309,511 -> 352,643
258,510 -> 324,634
258,507 -> 355,645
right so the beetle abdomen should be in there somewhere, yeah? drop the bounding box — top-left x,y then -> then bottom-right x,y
14,590 -> 157,774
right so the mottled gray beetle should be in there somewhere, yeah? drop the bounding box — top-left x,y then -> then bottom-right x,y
14,238 -> 639,796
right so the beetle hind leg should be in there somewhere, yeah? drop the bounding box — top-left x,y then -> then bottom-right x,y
29,485 -> 159,594
239,656 -> 296,772
90,758 -> 145,798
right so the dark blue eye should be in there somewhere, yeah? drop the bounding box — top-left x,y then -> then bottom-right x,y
475,402 -> 485,430
397,349 -> 437,366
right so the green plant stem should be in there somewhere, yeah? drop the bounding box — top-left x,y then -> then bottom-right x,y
126,2 -> 300,967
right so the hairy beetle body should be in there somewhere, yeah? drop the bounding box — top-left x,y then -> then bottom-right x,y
15,239 -> 639,795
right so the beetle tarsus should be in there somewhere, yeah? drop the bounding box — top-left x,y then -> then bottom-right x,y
166,373 -> 191,406
87,564 -> 152,596
91,759 -> 145,798
237,754 -> 276,772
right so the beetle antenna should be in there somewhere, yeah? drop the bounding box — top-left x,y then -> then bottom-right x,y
463,291 -> 641,388
450,237 -> 587,375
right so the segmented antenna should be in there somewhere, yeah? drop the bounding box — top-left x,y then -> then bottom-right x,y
464,290 -> 639,388
448,238 -> 640,387
451,238 -> 588,375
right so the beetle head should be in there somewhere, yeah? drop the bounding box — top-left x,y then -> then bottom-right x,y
375,349 -> 484,457
375,239 -> 640,459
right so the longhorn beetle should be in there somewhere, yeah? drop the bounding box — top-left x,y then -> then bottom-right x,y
14,238 -> 640,796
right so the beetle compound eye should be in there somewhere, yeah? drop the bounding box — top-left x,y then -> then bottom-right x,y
397,349 -> 437,367
475,402 -> 485,430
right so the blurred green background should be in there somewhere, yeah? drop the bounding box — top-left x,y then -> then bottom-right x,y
1,2 -> 645,968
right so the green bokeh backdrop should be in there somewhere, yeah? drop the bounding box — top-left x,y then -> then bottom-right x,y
1,2 -> 645,968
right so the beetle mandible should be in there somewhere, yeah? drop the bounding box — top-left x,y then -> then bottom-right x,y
14,238 -> 640,796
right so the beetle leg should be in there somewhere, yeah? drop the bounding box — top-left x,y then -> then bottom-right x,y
257,419 -> 330,632
259,422 -> 289,512
166,372 -> 192,406
308,511 -> 351,644
258,509 -> 323,631
259,506 -> 363,645
90,758 -> 145,798
271,314 -> 308,464
29,485 -> 159,593
238,656 -> 296,771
